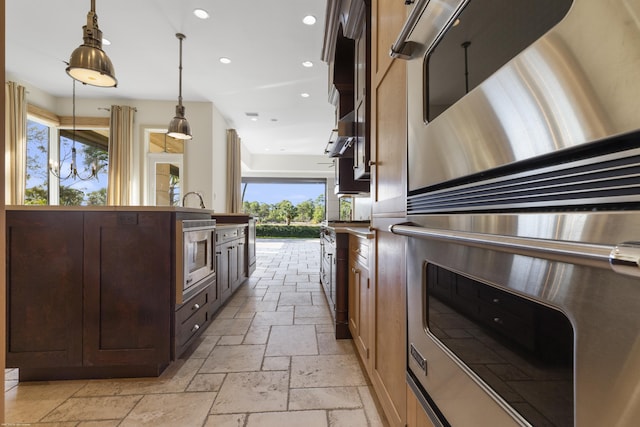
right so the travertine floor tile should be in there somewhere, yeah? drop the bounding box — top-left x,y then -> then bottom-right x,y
186,373 -> 226,392
278,291 -> 313,305
210,371 -> 289,414
329,409 -> 369,426
41,395 -> 143,422
77,420 -> 121,427
188,335 -> 220,359
263,356 -> 291,371
119,392 -> 215,426
74,358 -> 203,396
204,318 -> 252,336
266,325 -> 318,356
5,381 -> 88,423
200,344 -> 265,373
252,311 -> 294,326
289,387 -> 362,410
204,413 -> 247,426
243,325 -> 271,344
359,386 -> 386,426
246,410 -> 327,427
291,355 -> 368,388
318,333 -> 355,355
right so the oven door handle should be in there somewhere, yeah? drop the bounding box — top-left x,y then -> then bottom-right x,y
390,223 -> 640,278
390,0 -> 469,59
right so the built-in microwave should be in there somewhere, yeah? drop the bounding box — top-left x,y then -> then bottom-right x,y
177,219 -> 216,304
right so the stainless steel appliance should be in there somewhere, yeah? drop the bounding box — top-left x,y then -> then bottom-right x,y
391,0 -> 640,425
177,219 -> 216,304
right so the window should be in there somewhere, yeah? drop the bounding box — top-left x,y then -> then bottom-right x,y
145,129 -> 183,207
57,129 -> 109,206
25,110 -> 109,206
25,119 -> 52,205
241,179 -> 326,224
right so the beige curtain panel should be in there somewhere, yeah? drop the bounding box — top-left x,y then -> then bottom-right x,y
107,105 -> 135,206
5,81 -> 27,205
226,129 -> 242,213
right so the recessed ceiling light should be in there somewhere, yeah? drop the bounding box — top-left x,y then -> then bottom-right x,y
102,38 -> 111,46
193,8 -> 210,19
219,57 -> 231,64
301,93 -> 310,98
303,15 -> 316,25
302,61 -> 313,68
251,117 -> 258,122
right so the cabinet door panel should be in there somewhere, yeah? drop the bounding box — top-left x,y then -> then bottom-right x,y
371,228 -> 407,426
6,212 -> 83,367
83,212 -> 172,366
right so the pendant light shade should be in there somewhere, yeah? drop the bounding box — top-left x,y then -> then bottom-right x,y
66,0 -> 117,87
167,33 -> 192,140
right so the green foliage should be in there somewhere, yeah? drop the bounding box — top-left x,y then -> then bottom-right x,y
87,188 -> 107,206
25,186 -> 48,205
256,224 -> 321,238
243,193 -> 326,225
59,186 -> 85,206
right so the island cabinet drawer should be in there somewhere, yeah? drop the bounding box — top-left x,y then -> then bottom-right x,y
176,288 -> 210,326
176,288 -> 210,351
216,227 -> 239,244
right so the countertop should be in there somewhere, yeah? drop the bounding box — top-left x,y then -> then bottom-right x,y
6,205 -> 216,215
322,221 -> 374,238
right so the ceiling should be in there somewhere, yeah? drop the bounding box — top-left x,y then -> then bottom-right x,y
5,0 -> 335,157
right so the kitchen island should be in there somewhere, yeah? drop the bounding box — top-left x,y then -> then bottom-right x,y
5,206 -> 253,381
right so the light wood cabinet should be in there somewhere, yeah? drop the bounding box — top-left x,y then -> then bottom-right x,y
370,225 -> 407,426
348,233 -> 371,363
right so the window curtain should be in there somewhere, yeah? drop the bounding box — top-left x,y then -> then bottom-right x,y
226,129 -> 242,213
107,105 -> 135,205
5,82 -> 26,205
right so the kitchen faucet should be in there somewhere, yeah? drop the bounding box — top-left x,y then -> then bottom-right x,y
182,191 -> 206,209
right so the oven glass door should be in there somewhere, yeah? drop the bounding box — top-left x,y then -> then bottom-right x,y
184,229 -> 213,288
424,263 -> 574,427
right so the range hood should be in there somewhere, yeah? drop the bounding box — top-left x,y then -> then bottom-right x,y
324,111 -> 355,157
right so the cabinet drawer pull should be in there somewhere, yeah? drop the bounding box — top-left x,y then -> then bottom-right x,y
191,324 -> 200,332
493,317 -> 503,324
192,303 -> 200,311
492,298 -> 500,304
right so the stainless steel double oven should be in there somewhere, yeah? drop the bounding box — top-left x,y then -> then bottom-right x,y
391,0 -> 640,425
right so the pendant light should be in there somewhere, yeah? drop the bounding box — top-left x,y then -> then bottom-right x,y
66,0 -> 117,87
167,33 -> 192,140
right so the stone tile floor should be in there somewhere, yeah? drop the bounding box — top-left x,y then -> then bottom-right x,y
5,239 -> 388,426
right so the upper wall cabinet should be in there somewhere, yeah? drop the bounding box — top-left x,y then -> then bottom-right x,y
323,0 -> 371,193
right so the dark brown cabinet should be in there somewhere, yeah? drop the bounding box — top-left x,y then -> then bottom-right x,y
247,218 -> 257,276
82,212 -> 172,369
6,211 -> 84,371
215,224 -> 248,311
175,286 -> 211,357
5,209 -> 205,381
320,227 -> 350,339
334,157 -> 369,195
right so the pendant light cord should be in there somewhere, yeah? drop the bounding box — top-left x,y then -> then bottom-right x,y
177,33 -> 184,107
